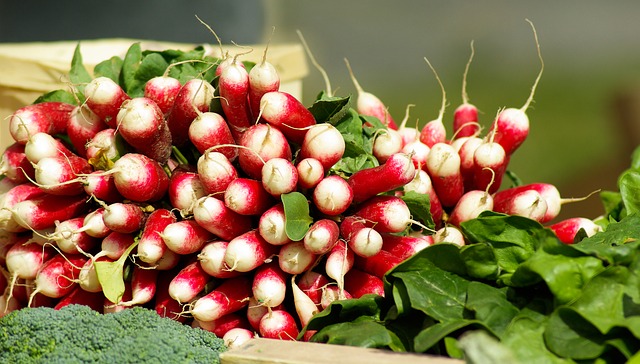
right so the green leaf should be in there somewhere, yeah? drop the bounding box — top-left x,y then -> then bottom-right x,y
457,330 -> 522,364
33,90 -> 77,105
459,243 -> 500,280
281,192 -> 314,241
94,240 -> 139,304
120,43 -> 143,95
619,170 -> 640,215
544,307 -> 608,360
69,43 -> 93,98
308,96 -> 351,124
330,154 -> 378,178
465,282 -> 520,337
414,319 -> 486,353
600,190 -> 624,222
504,170 -> 524,188
399,191 -> 435,233
573,213 -> 640,265
309,317 -> 394,349
93,56 -> 123,82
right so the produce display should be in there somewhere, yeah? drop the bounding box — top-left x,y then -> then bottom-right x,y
1,21 -> 638,363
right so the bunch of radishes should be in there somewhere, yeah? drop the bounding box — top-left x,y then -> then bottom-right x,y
0,24 -> 601,346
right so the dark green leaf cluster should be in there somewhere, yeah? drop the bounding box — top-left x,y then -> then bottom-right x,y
0,304 -> 226,364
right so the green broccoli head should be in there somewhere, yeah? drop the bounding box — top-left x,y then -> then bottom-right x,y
0,304 -> 226,364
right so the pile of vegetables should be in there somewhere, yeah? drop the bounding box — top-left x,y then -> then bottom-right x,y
0,20 -> 634,362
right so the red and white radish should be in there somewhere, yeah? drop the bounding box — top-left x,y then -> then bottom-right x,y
101,202 -> 147,234
188,112 -> 237,160
117,265 -> 159,306
83,77 -> 131,128
224,178 -> 275,216
218,56 -> 252,136
160,219 -> 213,255
224,230 -> 279,273
66,104 -> 107,158
193,195 -> 253,241
0,143 -> 36,184
197,151 -> 238,196
190,275 -> 252,322
248,44 -> 280,119
312,175 -> 353,216
136,208 -> 177,266
344,268 -> 385,298
425,142 -> 464,208
238,123 -> 292,180
259,91 -> 316,144
168,260 -> 211,304
303,218 -> 339,255
166,78 -> 215,146
261,157 -> 298,197
144,75 -> 182,114
252,261 -> 288,308
297,123 -> 346,170
344,58 -> 397,129
258,203 -> 292,246
278,241 -> 317,275
116,97 -> 172,163
348,152 -> 415,204
549,217 -> 603,244
9,101 -> 75,144
296,157 -> 324,190
433,225 -> 466,246
259,309 -> 299,340
11,193 -> 90,231
168,166 -> 206,217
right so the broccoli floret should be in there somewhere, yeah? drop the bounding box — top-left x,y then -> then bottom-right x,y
0,304 -> 226,363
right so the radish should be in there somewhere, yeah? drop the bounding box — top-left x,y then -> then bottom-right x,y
107,152 -> 170,202
372,128 -> 403,164
160,219 -> 213,255
77,255 -> 113,293
197,312 -> 252,338
84,128 -> 123,164
77,207 -> 110,239
259,91 -> 317,145
452,41 -> 481,139
218,56 -> 252,136
278,241 -> 317,275
252,261 -> 288,307
51,215 -> 100,255
324,240 -> 354,298
30,253 -> 88,303
258,203 -> 292,246
190,275 -> 252,322
402,169 -> 444,228
168,166 -> 206,217
197,151 -> 238,196
193,195 -> 252,241
488,20 -> 544,156
246,296 -> 280,331
0,143 -> 36,184
320,285 -> 352,310
352,195 -> 421,234
23,132 -> 74,164
401,139 -> 430,170
457,136 -> 484,191
11,193 -> 90,231
188,112 -> 237,161
348,152 -> 415,204
291,275 -> 319,329
8,101 -> 75,144
83,76 -> 131,128
344,268 -> 385,298
143,74 -> 182,114
154,248 -> 181,271
493,189 -> 548,222
0,292 -> 22,317
115,97 -> 172,163
168,260 -> 211,304
425,142 -> 465,208
4,242 -> 55,307
100,202 -> 147,234
297,270 -> 330,306
381,233 -> 432,260
419,57 -> 448,148
354,249 -> 402,279
261,157 -> 298,198
224,178 -> 275,216
0,183 -> 47,232
136,208 -> 176,266
396,104 -> 419,147
197,241 -> 242,279
32,154 -> 92,195
238,123 -> 292,180
296,157 -> 324,190
549,217 -> 603,244
471,112 -> 508,194
103,284 -> 133,313
248,42 -> 281,119
154,267 -> 188,322
297,123 -> 346,171
166,78 -> 215,146
303,218 -> 340,255
344,58 -> 397,129
348,227 -> 383,258
66,104 -> 107,158
312,175 -> 353,216
433,225 -> 466,246
447,189 -> 494,227
54,286 -> 105,312
225,230 -> 279,273
259,309 -> 299,340
95,231 -> 136,260
117,265 -> 159,306
223,328 -> 255,349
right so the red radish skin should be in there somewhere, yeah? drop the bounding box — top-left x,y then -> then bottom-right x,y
425,142 -> 465,208
402,169 -> 444,228
248,45 -> 281,119
344,58 -> 397,129
261,157 -> 298,198
224,230 -> 279,273
154,268 -> 188,322
197,241 -> 242,279
354,249 -> 402,279
223,328 -> 255,349
381,233 -> 432,260
188,112 -> 237,161
197,312 -> 252,338
246,296 -> 283,331
117,266 -> 159,306
218,58 -> 252,135
348,152 -> 415,204
452,41 -> 480,139
116,97 -> 172,163
457,136 -> 484,191
238,123 -> 292,180
0,143 -> 36,184
253,261 -> 289,307
96,232 -> 136,260
24,132 -> 74,164
224,178 -> 275,216
352,195 -> 416,234
78,208 -> 110,239
259,309 -> 299,341
278,241 -> 317,275
447,189 -> 494,227
296,158 -> 324,190
144,75 -> 182,114
101,202 -> 147,234
419,58 -> 448,148
0,183 -> 47,232
4,242 -> 55,305
190,275 -> 252,322
291,275 -> 319,327
193,196 -> 252,241
11,193 -> 90,231
325,240 -> 354,297
303,219 -> 340,255
493,189 -> 548,222
259,91 -> 317,144
168,260 -> 211,304
83,77 -> 131,128
401,140 -> 430,170
312,175 -> 353,216
258,203 -> 292,246
30,253 -> 88,302
433,226 -> 466,246
9,101 -> 75,144
320,285 -> 352,310
161,220 -> 213,255
136,209 -> 176,265
197,151 -> 238,196
297,123 -> 346,171
54,286 -> 104,312
33,154 -> 92,196
396,104 -> 419,147
549,217 -> 603,244
66,104 -> 107,158
344,268 -> 385,298
52,216 -> 100,255
293,270 -> 327,310
372,128 -> 403,164
168,166 -> 206,216
166,78 -> 215,146
109,153 -> 170,202
84,128 -> 123,163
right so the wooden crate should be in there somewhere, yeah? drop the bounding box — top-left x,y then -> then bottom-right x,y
0,39 -> 308,151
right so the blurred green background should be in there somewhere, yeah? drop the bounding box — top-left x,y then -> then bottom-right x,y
3,0 -> 640,221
